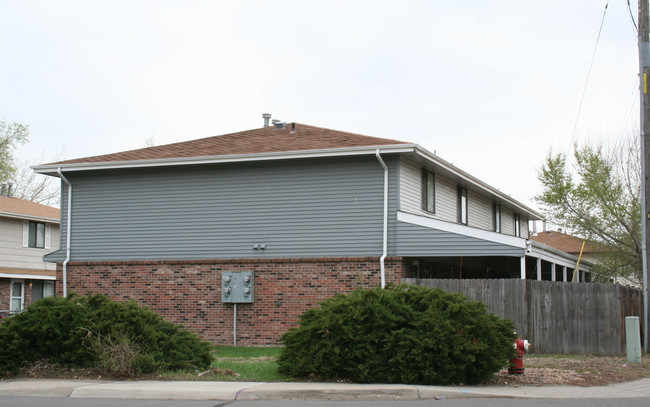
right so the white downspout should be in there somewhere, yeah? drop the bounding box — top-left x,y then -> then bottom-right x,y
57,168 -> 72,297
375,149 -> 388,288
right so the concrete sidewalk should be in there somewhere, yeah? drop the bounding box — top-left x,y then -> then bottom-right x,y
0,378 -> 649,401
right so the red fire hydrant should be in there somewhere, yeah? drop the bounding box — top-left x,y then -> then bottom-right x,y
508,338 -> 531,374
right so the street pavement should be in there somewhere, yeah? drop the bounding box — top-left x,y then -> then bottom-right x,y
0,378 -> 649,401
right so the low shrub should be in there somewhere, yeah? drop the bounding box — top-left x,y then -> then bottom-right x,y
0,294 -> 213,376
277,284 -> 515,385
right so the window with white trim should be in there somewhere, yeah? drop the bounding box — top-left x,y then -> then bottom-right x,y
10,280 -> 24,312
23,221 -> 49,249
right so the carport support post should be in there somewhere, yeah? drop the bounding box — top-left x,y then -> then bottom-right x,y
562,266 -> 567,282
520,256 -> 526,279
551,263 -> 556,281
536,258 -> 542,280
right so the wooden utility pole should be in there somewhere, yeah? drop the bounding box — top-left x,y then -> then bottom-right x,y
639,0 -> 649,353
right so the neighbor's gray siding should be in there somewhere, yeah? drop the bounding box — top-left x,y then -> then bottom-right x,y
47,156 -> 398,262
396,221 -> 524,257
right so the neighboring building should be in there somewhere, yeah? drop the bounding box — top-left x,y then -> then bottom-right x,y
0,184 -> 59,316
33,119 -> 591,345
530,229 -> 614,284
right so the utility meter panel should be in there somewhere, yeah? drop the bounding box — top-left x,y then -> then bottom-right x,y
221,271 -> 254,303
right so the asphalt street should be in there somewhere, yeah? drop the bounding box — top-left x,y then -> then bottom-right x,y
1,397 -> 650,407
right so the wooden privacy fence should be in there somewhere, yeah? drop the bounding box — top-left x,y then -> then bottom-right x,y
402,278 -> 643,355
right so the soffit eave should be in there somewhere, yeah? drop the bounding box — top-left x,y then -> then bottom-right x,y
32,144 -> 418,176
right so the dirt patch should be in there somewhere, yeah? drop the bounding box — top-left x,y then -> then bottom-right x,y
483,355 -> 650,387
6,355 -> 650,387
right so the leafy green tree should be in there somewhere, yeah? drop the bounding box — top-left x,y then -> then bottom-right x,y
536,136 -> 641,283
0,119 -> 29,182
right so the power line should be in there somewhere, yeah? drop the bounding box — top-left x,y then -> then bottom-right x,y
569,0 -> 610,150
618,76 -> 640,137
625,0 -> 638,35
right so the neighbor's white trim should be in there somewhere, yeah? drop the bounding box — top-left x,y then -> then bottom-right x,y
0,273 -> 56,280
1,212 -> 60,224
397,211 -> 527,248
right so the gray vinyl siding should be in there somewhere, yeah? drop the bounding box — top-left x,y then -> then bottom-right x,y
398,158 -> 421,214
398,157 -> 457,223
467,191 -> 492,230
498,209 -> 529,238
434,174 -> 457,222
520,215 -> 529,238
47,156 -> 398,262
396,222 -> 524,257
502,209 -> 515,235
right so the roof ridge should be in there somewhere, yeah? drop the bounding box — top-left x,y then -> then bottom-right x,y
43,123 -> 412,167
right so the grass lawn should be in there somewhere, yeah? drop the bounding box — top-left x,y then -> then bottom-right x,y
158,346 -> 287,382
209,346 -> 286,381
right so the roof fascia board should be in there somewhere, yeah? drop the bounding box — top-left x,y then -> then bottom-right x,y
33,144 -> 417,175
397,211 -> 527,249
413,146 -> 544,220
0,211 -> 60,224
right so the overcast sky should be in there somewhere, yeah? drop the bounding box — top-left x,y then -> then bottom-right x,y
0,0 -> 641,210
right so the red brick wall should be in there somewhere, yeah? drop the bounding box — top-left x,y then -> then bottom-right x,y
56,257 -> 407,346
0,279 -> 10,311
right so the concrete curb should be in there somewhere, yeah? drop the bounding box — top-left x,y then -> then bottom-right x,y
236,383 -> 419,401
1,378 -> 649,400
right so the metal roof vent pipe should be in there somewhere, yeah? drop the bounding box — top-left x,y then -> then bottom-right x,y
7,182 -> 13,197
262,113 -> 272,127
0,182 -> 6,196
272,119 -> 286,129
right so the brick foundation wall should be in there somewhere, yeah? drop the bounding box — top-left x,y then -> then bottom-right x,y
56,257 -> 407,346
0,279 -> 9,311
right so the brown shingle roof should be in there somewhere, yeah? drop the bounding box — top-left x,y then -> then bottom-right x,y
530,231 -> 603,254
49,124 -> 411,166
0,195 -> 60,222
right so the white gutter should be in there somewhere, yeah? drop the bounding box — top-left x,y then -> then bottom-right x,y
33,145 -> 417,175
375,149 -> 388,289
57,168 -> 72,297
413,148 -> 544,220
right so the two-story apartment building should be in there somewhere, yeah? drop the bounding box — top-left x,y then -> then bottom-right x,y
34,120 -> 590,345
0,184 -> 59,316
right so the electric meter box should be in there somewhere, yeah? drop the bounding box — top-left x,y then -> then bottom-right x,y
221,271 -> 254,303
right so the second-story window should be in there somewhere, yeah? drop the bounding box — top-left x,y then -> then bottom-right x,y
493,204 -> 501,233
514,213 -> 521,237
28,221 -> 46,248
457,187 -> 468,225
421,170 -> 435,213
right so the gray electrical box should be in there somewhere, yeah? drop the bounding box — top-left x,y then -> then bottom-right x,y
221,271 -> 254,303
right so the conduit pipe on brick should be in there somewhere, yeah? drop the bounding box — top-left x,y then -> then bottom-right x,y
57,168 -> 72,297
375,149 -> 388,288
